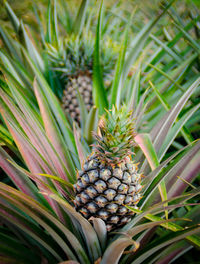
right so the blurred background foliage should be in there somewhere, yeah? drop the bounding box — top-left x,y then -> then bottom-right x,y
1,0 -> 200,23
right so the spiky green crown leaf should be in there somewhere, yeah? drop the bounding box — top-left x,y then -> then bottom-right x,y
46,33 -> 117,80
93,105 -> 135,165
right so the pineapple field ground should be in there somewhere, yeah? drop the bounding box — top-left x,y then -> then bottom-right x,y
0,0 -> 200,263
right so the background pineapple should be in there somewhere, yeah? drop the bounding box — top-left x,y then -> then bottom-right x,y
47,34 -> 117,124
62,73 -> 93,123
74,106 -> 142,231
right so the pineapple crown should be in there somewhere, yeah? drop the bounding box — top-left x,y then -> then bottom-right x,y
93,105 -> 136,165
46,33 -> 118,80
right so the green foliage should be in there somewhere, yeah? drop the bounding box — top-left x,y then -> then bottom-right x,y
0,0 -> 200,263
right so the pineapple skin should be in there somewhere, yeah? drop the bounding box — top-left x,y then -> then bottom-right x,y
74,154 -> 142,231
62,74 -> 93,124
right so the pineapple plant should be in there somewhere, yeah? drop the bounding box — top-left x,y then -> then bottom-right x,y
74,106 -> 142,231
47,34 -> 116,124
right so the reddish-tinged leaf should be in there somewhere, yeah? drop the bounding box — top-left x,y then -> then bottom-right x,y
168,149 -> 200,198
134,133 -> 159,170
165,140 -> 200,195
0,90 -> 56,173
100,238 -> 139,264
142,141 -> 200,209
1,86 -> 76,183
0,146 -> 38,199
34,79 -> 76,181
141,144 -> 191,193
73,123 -> 86,167
134,133 -> 167,216
22,48 -> 76,154
50,193 -> 101,262
0,110 -> 65,217
151,78 -> 200,154
158,103 -> 200,160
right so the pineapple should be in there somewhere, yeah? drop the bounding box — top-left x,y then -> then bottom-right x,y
47,35 -> 116,124
73,106 -> 142,231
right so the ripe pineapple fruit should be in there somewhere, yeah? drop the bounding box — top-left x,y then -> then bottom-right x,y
47,35 -> 116,124
74,106 -> 142,231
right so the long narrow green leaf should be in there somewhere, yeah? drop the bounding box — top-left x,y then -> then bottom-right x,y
72,0 -> 89,36
135,133 -> 159,170
134,133 -> 168,217
34,79 -> 76,182
50,193 -> 102,262
158,103 -> 200,160
76,89 -> 88,128
0,146 -> 40,200
101,238 -> 138,264
22,48 -> 77,155
109,10 -> 132,107
0,52 -> 23,86
150,34 -> 182,63
131,226 -> 200,264
84,106 -> 98,144
53,0 -> 59,47
4,2 -> 20,33
0,27 -> 22,62
151,78 -> 200,154
73,123 -> 86,167
93,1 -> 108,114
173,21 -> 200,53
18,21 -> 44,72
127,68 -> 141,112
46,0 -> 52,43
